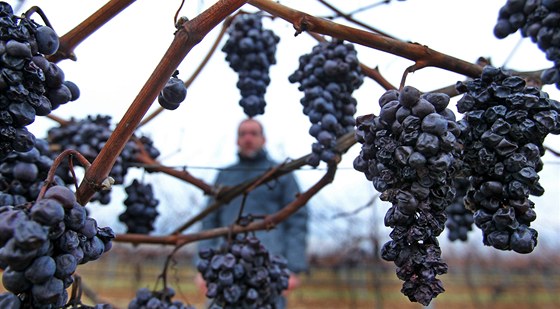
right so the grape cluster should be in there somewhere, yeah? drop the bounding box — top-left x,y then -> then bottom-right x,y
354,86 -> 462,305
222,13 -> 280,117
456,65 -> 560,253
197,234 -> 290,308
445,177 -> 474,242
289,39 -> 364,166
118,179 -> 159,234
0,185 -> 115,308
0,138 -> 67,207
158,70 -> 187,110
47,115 -> 161,204
493,0 -> 560,87
0,1 -> 79,159
128,287 -> 195,309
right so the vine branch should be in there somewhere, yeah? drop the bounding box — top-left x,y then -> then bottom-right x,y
115,163 -> 337,246
248,0 -> 483,78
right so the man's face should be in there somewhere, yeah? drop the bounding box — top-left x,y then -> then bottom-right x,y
237,120 -> 265,158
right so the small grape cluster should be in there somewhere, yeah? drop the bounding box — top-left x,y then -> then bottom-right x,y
0,1 -> 79,159
158,70 -> 187,110
493,0 -> 560,87
445,177 -> 474,242
128,287 -> 195,309
456,65 -> 560,253
0,185 -> 115,308
222,13 -> 280,117
0,138 -> 66,206
354,86 -> 462,306
47,115 -> 161,204
289,39 -> 364,166
197,234 -> 290,308
118,179 -> 159,234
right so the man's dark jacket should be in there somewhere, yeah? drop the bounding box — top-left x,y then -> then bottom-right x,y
198,150 -> 309,274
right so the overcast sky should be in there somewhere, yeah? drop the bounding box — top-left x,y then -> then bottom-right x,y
7,0 -> 560,254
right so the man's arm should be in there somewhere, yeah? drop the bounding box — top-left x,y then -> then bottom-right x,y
280,173 -> 309,274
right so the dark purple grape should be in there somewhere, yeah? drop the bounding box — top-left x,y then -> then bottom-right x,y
24,255 -> 55,284
34,26 -> 59,55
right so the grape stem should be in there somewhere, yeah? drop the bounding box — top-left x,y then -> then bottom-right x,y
400,61 -> 429,90
114,162 -> 337,247
173,0 -> 186,28
36,149 -> 92,202
22,6 -> 54,28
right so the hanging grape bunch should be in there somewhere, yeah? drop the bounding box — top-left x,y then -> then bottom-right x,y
197,233 -> 290,308
445,177 -> 474,242
128,287 -> 196,309
289,39 -> 364,166
0,1 -> 79,159
493,0 -> 560,88
0,185 -> 115,308
158,70 -> 187,110
118,179 -> 159,234
0,138 -> 68,207
222,13 -> 280,117
456,65 -> 560,253
353,86 -> 461,305
47,115 -> 161,204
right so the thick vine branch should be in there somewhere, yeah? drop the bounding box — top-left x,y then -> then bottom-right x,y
249,0 -> 483,79
76,0 -> 249,205
115,163 -> 337,246
48,0 -> 136,63
170,131 -> 356,235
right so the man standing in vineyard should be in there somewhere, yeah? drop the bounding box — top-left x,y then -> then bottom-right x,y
196,118 -> 309,308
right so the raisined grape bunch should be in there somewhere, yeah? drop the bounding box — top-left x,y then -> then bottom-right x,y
0,185 -> 115,308
354,86 -> 462,306
493,0 -> 560,88
158,70 -> 187,110
456,65 -> 560,253
197,234 -> 290,308
222,13 -> 280,117
0,1 -> 79,159
128,287 -> 196,309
